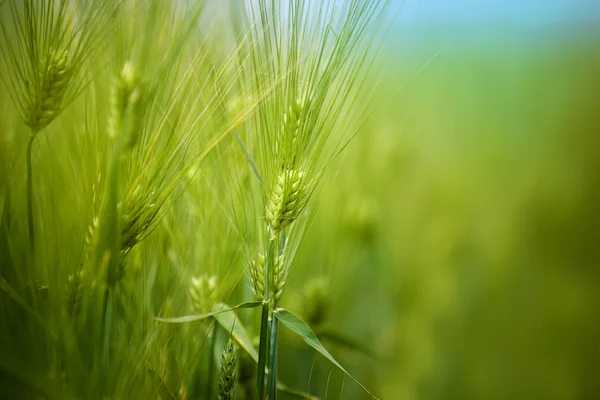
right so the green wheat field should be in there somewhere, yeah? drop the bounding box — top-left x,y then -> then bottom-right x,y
1,1 -> 599,399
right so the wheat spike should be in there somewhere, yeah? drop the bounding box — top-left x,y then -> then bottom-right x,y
108,61 -> 144,149
120,185 -> 157,252
271,250 -> 287,304
189,275 -> 218,315
217,338 -> 238,400
265,169 -> 306,238
250,250 -> 286,303
282,96 -> 308,143
250,252 -> 266,299
24,49 -> 71,133
67,269 -> 85,317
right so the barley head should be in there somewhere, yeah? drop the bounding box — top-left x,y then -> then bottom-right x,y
249,251 -> 286,302
83,215 -> 99,264
108,62 -> 145,149
189,275 -> 218,315
120,185 -> 159,253
67,269 -> 85,317
217,338 -> 238,400
271,250 -> 287,304
265,168 -> 307,238
282,96 -> 309,144
24,49 -> 71,133
249,252 -> 266,299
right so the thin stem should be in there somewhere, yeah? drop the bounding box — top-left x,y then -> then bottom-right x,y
207,322 -> 218,400
101,287 -> 112,390
26,133 -> 35,251
267,312 -> 279,399
256,240 -> 274,399
257,300 -> 269,399
268,231 -> 285,399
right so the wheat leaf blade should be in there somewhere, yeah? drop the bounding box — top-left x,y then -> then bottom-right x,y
212,303 -> 259,363
316,329 -> 383,361
211,306 -> 318,400
154,300 -> 262,323
275,308 -> 379,399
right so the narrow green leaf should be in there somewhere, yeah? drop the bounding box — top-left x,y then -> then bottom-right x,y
275,308 -> 380,400
0,276 -> 49,331
211,305 -> 318,400
276,381 -> 319,400
212,303 -> 259,363
154,300 -> 262,323
316,329 -> 383,361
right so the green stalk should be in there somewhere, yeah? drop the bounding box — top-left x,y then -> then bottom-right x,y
257,299 -> 269,399
267,231 -> 285,399
256,240 -> 274,399
101,287 -> 112,389
267,311 -> 279,399
26,133 -> 36,251
207,322 -> 218,399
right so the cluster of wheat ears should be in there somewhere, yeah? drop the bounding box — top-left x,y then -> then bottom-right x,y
0,0 -> 388,399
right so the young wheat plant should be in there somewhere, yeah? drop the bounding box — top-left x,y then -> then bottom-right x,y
226,0 -> 389,398
0,0 -> 119,250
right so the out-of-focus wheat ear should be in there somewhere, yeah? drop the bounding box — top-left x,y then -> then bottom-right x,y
217,338 -> 238,400
265,169 -> 307,239
189,274 -> 219,315
67,269 -> 85,318
120,185 -> 157,253
108,61 -> 145,150
24,49 -> 72,134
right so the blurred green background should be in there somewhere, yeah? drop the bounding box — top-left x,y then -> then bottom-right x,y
281,2 -> 600,399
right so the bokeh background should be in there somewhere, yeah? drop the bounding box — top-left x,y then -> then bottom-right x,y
281,1 -> 600,399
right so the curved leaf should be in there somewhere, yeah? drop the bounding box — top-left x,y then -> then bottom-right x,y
212,305 -> 318,399
275,308 -> 379,400
154,300 -> 262,323
276,381 -> 320,399
316,329 -> 383,361
212,303 -> 259,363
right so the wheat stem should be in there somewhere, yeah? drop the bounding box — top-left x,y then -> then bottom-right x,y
267,232 -> 287,399
101,287 -> 113,393
256,239 -> 275,399
207,324 -> 218,400
267,312 -> 279,399
26,133 -> 35,251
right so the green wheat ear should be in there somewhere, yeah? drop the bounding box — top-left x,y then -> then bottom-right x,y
282,96 -> 310,146
67,269 -> 85,318
271,250 -> 287,304
24,49 -> 71,133
250,250 -> 286,302
120,185 -> 157,253
189,275 -> 219,315
109,62 -> 145,149
250,252 -> 266,300
0,0 -> 121,132
265,168 -> 307,238
217,338 -> 238,400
